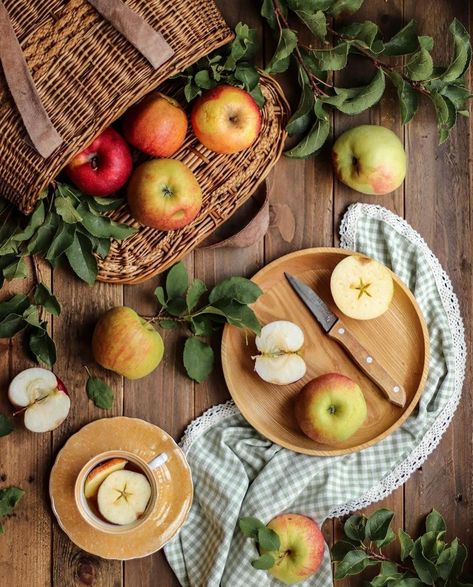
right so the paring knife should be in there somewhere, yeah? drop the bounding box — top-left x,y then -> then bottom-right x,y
284,272 -> 406,408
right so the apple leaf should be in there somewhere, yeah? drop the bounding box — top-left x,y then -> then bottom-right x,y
365,509 -> 395,542
12,201 -> 45,243
251,554 -> 275,570
183,337 -> 214,383
332,540 -> 357,561
28,325 -> 56,368
0,415 -> 14,437
285,105 -> 330,158
344,514 -> 367,542
186,279 -> 207,312
399,528 -> 415,561
258,527 -> 281,551
389,71 -> 419,124
45,221 -> 75,266
339,21 -> 379,50
166,262 -> 189,299
305,42 -> 350,71
406,37 -> 434,81
0,294 -> 29,320
0,314 -> 26,339
266,28 -> 298,74
3,256 -> 28,281
287,0 -> 327,39
335,550 -> 374,579
65,232 -> 98,285
426,510 -> 446,534
77,205 -> 137,240
334,69 -> 386,115
86,375 -> 114,410
209,277 -> 262,305
0,486 -> 24,525
286,67 -> 315,137
328,0 -> 364,18
239,516 -> 266,538
33,284 -> 61,317
154,286 -> 167,307
382,20 -> 419,56
441,19 -> 471,82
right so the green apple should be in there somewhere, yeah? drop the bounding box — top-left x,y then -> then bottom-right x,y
261,513 -> 325,585
332,125 -> 406,195
92,307 -> 164,379
294,373 -> 367,445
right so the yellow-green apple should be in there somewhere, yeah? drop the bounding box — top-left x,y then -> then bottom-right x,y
84,458 -> 128,499
261,514 -> 325,585
332,125 -> 406,195
97,470 -> 151,525
127,159 -> 202,231
123,93 -> 188,157
253,321 -> 306,385
92,306 -> 164,379
191,85 -> 262,154
295,373 -> 367,445
65,127 -> 133,197
8,368 -> 70,433
331,255 -> 394,320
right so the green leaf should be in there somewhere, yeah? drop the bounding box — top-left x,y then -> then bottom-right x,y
55,196 -> 83,224
332,540 -> 357,561
3,256 -> 28,281
393,580 -> 424,587
288,0 -> 327,39
186,279 -> 207,312
158,319 -> 177,330
209,277 -> 262,305
0,415 -> 14,437
261,0 -> 288,30
266,28 -> 298,74
340,21 -> 379,50
194,70 -> 213,89
0,314 -> 26,339
86,376 -> 114,409
365,509 -> 394,542
249,85 -> 265,109
286,68 -> 315,136
344,514 -> 367,541
0,294 -> 29,320
399,528 -> 415,561
65,233 -> 98,285
251,553 -> 275,570
12,201 -> 45,242
375,528 -> 396,549
430,92 -> 457,144
183,337 -> 214,383
212,300 -> 261,334
184,80 -> 200,102
77,205 -> 137,240
22,306 -> 42,329
191,315 -> 213,336
335,550 -> 370,579
306,42 -> 350,71
437,539 -> 459,580
329,0 -> 364,18
442,19 -> 471,82
166,297 -> 187,317
234,64 -> 260,92
426,509 -> 446,534
389,71 -> 419,124
239,516 -> 265,538
383,20 -> 419,56
166,262 -> 188,299
439,84 -> 471,110
26,212 -> 59,255
335,69 -> 385,115
45,221 -> 75,267
406,38 -> 433,81
28,326 -> 56,367
411,539 -> 438,585
154,286 -> 167,307
87,196 -> 125,212
33,284 -> 61,316
285,105 -> 330,157
0,487 -> 24,518
258,527 -> 281,551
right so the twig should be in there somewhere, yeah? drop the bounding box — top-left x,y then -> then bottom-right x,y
359,544 -> 415,575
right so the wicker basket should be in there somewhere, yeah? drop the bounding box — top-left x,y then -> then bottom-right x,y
97,72 -> 289,284
0,0 -> 232,214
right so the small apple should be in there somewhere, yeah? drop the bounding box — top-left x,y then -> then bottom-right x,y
8,368 -> 71,433
295,373 -> 367,445
97,469 -> 151,525
191,85 -> 262,154
261,513 -> 325,585
330,255 -> 394,320
92,306 -> 164,380
123,92 -> 188,157
127,159 -> 202,231
253,321 -> 306,385
332,125 -> 406,195
65,127 -> 133,197
84,458 -> 128,499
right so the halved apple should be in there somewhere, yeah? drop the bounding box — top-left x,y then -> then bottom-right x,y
8,368 -> 71,433
97,470 -> 151,525
330,255 -> 394,320
84,458 -> 128,499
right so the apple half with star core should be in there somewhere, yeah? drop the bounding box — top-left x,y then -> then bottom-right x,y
261,513 -> 325,585
92,306 -> 164,379
65,127 -> 133,197
97,469 -> 151,525
191,85 -> 262,154
84,458 -> 128,499
127,159 -> 202,231
330,255 -> 394,320
294,373 -> 367,445
332,125 -> 406,195
8,368 -> 71,433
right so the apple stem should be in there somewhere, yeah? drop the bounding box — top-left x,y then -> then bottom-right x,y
12,406 -> 28,417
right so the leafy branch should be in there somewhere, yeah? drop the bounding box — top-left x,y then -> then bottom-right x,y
0,486 -> 24,534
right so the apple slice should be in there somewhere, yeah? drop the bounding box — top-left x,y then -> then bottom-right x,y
330,255 -> 394,320
8,368 -> 71,433
254,321 -> 306,385
84,458 -> 128,499
97,470 -> 151,525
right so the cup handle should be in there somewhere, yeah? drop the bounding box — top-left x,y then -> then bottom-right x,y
148,453 -> 168,470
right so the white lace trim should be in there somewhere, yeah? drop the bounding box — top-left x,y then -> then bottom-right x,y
179,204 -> 467,517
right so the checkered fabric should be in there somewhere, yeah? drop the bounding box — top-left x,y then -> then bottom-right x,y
164,204 -> 465,587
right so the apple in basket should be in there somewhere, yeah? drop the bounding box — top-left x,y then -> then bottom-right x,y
191,85 -> 262,154
127,159 -> 202,231
294,373 -> 367,445
123,92 -> 188,157
261,514 -> 325,585
332,125 -> 406,195
8,368 -> 71,433
92,306 -> 164,379
65,127 -> 133,197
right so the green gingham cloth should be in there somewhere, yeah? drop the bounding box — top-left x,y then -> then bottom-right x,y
164,204 -> 466,587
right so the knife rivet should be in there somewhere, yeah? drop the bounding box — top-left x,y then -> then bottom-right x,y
393,386 -> 400,393
366,356 -> 373,364
338,328 -> 345,335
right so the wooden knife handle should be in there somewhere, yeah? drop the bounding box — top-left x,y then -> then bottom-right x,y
328,319 -> 406,408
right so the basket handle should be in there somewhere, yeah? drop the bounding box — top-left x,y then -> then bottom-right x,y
0,0 -> 174,159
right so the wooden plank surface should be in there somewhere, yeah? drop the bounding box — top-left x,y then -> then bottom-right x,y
0,0 -> 471,585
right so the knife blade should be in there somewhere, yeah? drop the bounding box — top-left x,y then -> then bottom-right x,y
284,272 -> 406,408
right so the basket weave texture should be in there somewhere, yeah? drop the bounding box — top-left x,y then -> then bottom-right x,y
97,73 -> 289,284
0,0 -> 232,214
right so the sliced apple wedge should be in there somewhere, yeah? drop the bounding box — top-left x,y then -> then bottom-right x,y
8,368 -> 71,433
84,458 -> 128,499
97,470 -> 151,525
330,255 -> 394,320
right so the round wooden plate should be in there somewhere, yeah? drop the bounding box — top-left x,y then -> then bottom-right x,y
221,248 -> 430,456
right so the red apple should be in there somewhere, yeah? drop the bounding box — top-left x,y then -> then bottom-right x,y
127,159 -> 202,231
261,514 -> 325,585
191,85 -> 262,154
123,93 -> 188,157
65,127 -> 133,197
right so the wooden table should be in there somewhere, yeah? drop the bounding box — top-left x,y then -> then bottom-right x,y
0,1 -> 471,585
